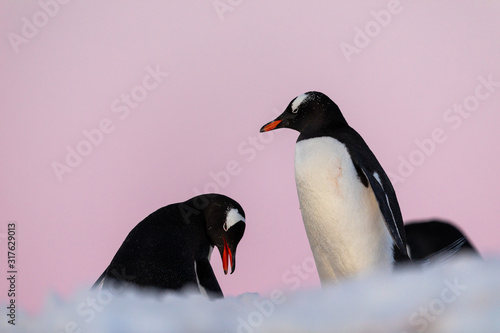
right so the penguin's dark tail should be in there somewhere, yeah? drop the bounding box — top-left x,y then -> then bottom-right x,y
404,219 -> 480,264
416,236 -> 480,268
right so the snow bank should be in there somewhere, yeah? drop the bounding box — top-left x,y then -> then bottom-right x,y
2,256 -> 499,333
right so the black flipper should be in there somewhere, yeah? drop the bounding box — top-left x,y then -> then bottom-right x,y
359,164 -> 408,258
195,258 -> 223,299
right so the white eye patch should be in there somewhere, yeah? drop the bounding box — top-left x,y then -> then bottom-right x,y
291,93 -> 309,113
224,208 -> 245,231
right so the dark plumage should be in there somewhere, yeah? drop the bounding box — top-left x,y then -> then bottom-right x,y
405,219 -> 480,261
260,91 -> 408,283
93,194 -> 246,299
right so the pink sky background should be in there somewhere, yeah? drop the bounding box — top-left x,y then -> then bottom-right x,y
1,1 -> 499,313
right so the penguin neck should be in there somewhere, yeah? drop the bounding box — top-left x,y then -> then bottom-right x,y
192,212 -> 214,258
175,200 -> 213,257
297,119 -> 348,142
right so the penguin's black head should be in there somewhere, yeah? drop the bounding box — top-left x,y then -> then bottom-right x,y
260,91 -> 347,134
203,194 -> 246,275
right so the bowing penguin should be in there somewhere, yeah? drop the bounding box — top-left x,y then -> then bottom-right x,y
93,194 -> 246,299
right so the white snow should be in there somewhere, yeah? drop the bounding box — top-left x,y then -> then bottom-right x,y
2,256 -> 499,333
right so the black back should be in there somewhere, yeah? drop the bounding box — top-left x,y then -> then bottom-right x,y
99,204 -> 212,291
405,219 -> 480,261
93,194 -> 245,298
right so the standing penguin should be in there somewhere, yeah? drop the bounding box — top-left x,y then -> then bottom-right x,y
92,194 -> 246,299
260,92 -> 409,284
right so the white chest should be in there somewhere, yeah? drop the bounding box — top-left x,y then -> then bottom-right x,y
294,137 -> 393,283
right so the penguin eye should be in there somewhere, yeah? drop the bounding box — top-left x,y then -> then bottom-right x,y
223,222 -> 228,232
291,107 -> 299,114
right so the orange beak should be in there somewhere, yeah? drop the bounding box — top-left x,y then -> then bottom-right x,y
222,237 -> 233,275
260,120 -> 282,132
